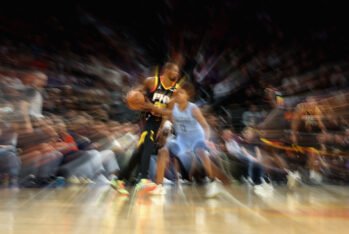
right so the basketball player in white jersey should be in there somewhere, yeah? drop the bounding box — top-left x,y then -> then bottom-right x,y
153,83 -> 230,197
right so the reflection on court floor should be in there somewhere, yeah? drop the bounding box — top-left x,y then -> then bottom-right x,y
1,184 -> 348,234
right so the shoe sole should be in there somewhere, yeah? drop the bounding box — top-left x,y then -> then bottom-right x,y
136,185 -> 157,195
110,183 -> 129,196
118,191 -> 130,196
150,190 -> 166,195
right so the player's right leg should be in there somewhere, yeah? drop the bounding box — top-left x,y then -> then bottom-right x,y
134,131 -> 159,194
111,137 -> 144,195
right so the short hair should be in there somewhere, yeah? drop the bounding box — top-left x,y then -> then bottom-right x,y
163,62 -> 178,70
180,82 -> 195,99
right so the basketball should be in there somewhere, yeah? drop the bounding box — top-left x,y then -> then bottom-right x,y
126,90 -> 145,110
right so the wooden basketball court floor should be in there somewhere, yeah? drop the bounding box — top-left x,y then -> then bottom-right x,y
0,183 -> 348,234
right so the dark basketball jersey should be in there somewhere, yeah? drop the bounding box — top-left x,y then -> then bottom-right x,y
145,74 -> 179,120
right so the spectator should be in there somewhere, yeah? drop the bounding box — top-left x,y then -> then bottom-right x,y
23,71 -> 48,118
242,104 -> 265,127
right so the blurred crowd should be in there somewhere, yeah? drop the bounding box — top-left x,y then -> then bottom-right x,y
1,1 -> 349,190
191,35 -> 349,186
0,13 -> 150,188
0,69 -> 141,188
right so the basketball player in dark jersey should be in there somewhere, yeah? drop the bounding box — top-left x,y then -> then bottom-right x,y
291,97 -> 326,146
112,62 -> 180,195
291,97 -> 327,184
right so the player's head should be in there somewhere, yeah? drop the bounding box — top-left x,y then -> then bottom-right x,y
163,62 -> 179,81
175,82 -> 195,104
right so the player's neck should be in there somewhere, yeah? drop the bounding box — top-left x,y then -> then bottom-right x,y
160,75 -> 175,87
178,101 -> 189,111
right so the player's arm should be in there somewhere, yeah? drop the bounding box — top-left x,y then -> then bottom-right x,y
131,77 -> 161,113
192,107 -> 211,140
156,99 -> 175,139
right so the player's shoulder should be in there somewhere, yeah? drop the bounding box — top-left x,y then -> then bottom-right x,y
144,76 -> 156,88
189,102 -> 198,108
189,102 -> 200,113
145,76 -> 156,83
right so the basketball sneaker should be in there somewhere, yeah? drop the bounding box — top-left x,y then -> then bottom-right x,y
135,179 -> 157,193
254,178 -> 274,197
111,179 -> 129,195
205,180 -> 223,198
150,184 -> 166,195
309,170 -> 322,185
287,170 -> 301,189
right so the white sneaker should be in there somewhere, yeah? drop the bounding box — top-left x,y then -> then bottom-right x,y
242,177 -> 254,187
205,180 -> 222,198
287,171 -> 301,189
176,182 -> 184,194
150,184 -> 166,195
254,184 -> 266,196
263,180 -> 274,191
254,179 -> 273,197
309,170 -> 322,184
163,178 -> 175,185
